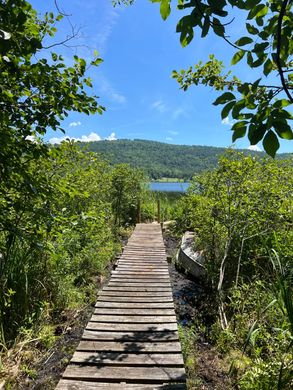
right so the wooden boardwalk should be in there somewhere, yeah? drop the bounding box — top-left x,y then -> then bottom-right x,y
56,223 -> 186,389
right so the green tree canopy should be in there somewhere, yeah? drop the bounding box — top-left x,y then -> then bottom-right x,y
120,0 -> 293,156
0,0 -> 104,182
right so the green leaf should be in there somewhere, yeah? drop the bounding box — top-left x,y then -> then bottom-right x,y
201,16 -> 210,38
213,18 -> 224,37
213,92 -> 236,106
232,121 -> 248,130
221,101 -> 235,119
248,4 -> 268,20
160,0 -> 171,20
231,50 -> 245,65
235,37 -> 253,46
263,58 -> 273,76
252,42 -> 269,53
273,121 -> 293,140
246,23 -> 259,35
273,99 -> 291,109
262,130 -> 279,157
231,100 -> 246,119
248,124 -> 267,145
232,126 -> 246,142
180,28 -> 194,47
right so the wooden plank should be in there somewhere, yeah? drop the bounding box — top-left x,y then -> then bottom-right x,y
82,330 -> 179,341
77,341 -> 182,353
98,292 -> 172,297
90,315 -> 177,323
85,322 -> 178,332
108,283 -> 172,288
57,380 -> 186,389
122,255 -> 166,258
95,302 -> 174,309
109,279 -> 170,284
71,351 -> 184,366
102,287 -> 172,292
115,265 -> 168,269
115,261 -> 167,264
117,260 -> 169,271
62,365 -> 186,383
110,274 -> 169,279
117,260 -> 168,266
96,297 -> 173,303
94,308 -> 174,315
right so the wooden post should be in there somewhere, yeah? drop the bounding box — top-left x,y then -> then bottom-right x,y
136,199 -> 141,223
157,199 -> 161,223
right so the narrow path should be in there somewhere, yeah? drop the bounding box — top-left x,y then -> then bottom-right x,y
56,223 -> 186,389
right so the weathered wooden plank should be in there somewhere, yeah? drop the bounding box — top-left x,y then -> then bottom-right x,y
115,266 -> 168,270
110,279 -> 170,284
108,283 -> 172,288
98,292 -> 172,297
90,315 -> 177,323
110,274 -> 170,279
117,262 -> 168,266
77,341 -> 182,353
56,380 -> 186,389
96,296 -> 173,303
94,308 -> 174,315
71,351 -> 184,366
102,286 -> 172,292
62,365 -> 186,383
86,322 -> 178,332
82,330 -> 179,341
95,302 -> 174,309
115,265 -> 168,269
119,255 -> 166,258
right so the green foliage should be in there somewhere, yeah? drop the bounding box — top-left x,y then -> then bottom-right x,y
0,0 -> 104,179
174,151 -> 293,388
151,0 -> 293,155
110,164 -> 145,226
176,152 -> 293,291
0,143 -> 146,345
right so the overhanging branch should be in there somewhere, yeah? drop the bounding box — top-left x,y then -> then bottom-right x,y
275,0 -> 293,103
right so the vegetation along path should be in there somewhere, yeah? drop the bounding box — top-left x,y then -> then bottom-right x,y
56,223 -> 186,389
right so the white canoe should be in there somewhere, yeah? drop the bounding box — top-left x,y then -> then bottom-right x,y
176,231 -> 205,278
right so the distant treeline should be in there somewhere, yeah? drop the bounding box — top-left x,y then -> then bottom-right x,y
79,139 -> 292,179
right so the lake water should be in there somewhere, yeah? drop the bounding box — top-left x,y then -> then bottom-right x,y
149,182 -> 190,193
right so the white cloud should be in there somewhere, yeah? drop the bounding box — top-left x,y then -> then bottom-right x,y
25,135 -> 38,143
49,131 -> 118,144
69,121 -> 82,127
168,130 -> 178,136
248,144 -> 262,152
96,9 -> 120,54
150,100 -> 167,113
105,132 -> 117,141
221,117 -> 235,126
172,108 -> 187,120
96,73 -> 126,104
79,132 -> 102,142
166,137 -> 173,141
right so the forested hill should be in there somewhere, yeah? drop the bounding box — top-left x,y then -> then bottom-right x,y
80,139 -> 292,179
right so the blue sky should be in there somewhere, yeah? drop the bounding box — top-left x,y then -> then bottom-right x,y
31,0 -> 292,153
